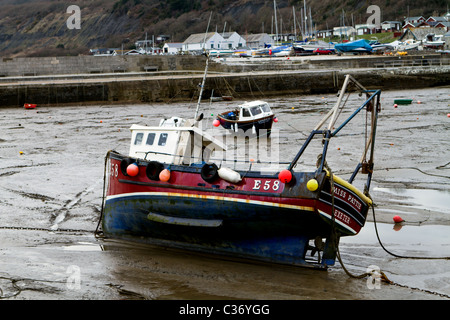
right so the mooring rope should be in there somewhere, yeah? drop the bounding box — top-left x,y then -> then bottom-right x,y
94,150 -> 111,237
324,161 -> 391,282
325,158 -> 450,297
371,204 -> 450,260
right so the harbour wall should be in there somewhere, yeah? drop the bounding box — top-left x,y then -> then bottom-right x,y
0,55 -> 449,107
0,54 -> 448,76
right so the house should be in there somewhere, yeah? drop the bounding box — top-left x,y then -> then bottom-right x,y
402,22 -> 419,29
113,49 -> 142,56
220,32 -> 246,49
182,32 -> 225,53
271,33 -> 297,43
244,33 -> 273,49
317,30 -> 333,38
163,42 -> 183,55
426,16 -> 447,25
435,21 -> 450,32
381,21 -> 402,32
333,26 -> 356,37
355,24 -> 377,35
404,16 -> 426,25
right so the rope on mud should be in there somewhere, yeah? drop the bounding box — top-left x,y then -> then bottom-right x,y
324,160 -> 392,283
0,226 -> 93,233
327,170 -> 450,299
94,150 -> 111,238
371,204 -> 450,260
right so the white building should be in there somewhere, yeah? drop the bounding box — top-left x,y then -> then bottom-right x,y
182,32 -> 225,53
220,32 -> 246,49
244,33 -> 273,49
381,21 -> 402,32
163,42 -> 183,54
355,24 -> 377,35
333,26 -> 356,37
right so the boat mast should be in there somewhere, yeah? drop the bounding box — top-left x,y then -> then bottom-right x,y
194,57 -> 209,121
195,12 -> 213,121
304,0 -> 307,39
274,0 -> 278,46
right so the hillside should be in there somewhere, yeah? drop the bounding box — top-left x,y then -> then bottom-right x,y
0,0 -> 447,57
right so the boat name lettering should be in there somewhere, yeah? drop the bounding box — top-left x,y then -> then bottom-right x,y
252,180 -> 280,191
333,186 -> 347,199
347,194 -> 362,210
111,163 -> 118,178
333,208 -> 351,225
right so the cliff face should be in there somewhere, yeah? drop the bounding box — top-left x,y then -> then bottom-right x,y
0,0 -> 446,57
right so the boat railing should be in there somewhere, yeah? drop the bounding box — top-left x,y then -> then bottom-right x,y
135,150 -> 291,171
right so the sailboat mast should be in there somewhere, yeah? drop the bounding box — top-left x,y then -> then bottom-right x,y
274,0 -> 278,45
293,6 -> 297,41
304,1 -> 307,38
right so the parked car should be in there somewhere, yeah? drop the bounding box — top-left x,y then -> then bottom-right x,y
313,48 -> 334,55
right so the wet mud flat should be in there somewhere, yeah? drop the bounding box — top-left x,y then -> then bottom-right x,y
0,85 -> 449,300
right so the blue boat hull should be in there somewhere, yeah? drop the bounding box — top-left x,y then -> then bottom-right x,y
103,193 -> 338,268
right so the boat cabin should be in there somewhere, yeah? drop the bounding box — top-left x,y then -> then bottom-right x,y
226,100 -> 273,121
128,120 -> 226,165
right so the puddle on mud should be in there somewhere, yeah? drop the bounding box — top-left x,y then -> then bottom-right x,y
344,217 -> 450,253
63,242 -> 104,252
374,187 -> 450,214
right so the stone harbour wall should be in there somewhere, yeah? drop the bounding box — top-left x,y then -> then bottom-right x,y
0,55 -> 449,107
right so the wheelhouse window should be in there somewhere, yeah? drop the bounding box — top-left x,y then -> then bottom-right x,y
134,133 -> 144,145
250,106 -> 262,116
158,133 -> 168,146
242,108 -> 251,117
146,133 -> 156,145
261,104 -> 271,113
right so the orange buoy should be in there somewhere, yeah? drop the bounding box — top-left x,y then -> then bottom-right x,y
273,117 -> 278,123
393,215 -> 404,223
394,104 -> 398,108
159,169 -> 171,182
126,163 -> 139,177
213,119 -> 220,127
278,169 -> 292,183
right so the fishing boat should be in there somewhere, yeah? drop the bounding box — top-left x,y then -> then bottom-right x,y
214,100 -> 276,137
98,73 -> 381,269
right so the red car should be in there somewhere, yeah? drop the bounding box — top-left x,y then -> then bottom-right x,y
313,48 -> 334,55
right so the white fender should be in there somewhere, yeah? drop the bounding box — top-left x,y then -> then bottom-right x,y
218,167 -> 242,184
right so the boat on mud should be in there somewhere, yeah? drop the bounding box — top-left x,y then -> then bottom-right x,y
214,100 -> 276,137
98,73 -> 381,269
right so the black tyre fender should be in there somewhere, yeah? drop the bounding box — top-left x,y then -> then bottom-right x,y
146,161 -> 164,181
201,163 -> 219,183
120,158 -> 136,176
